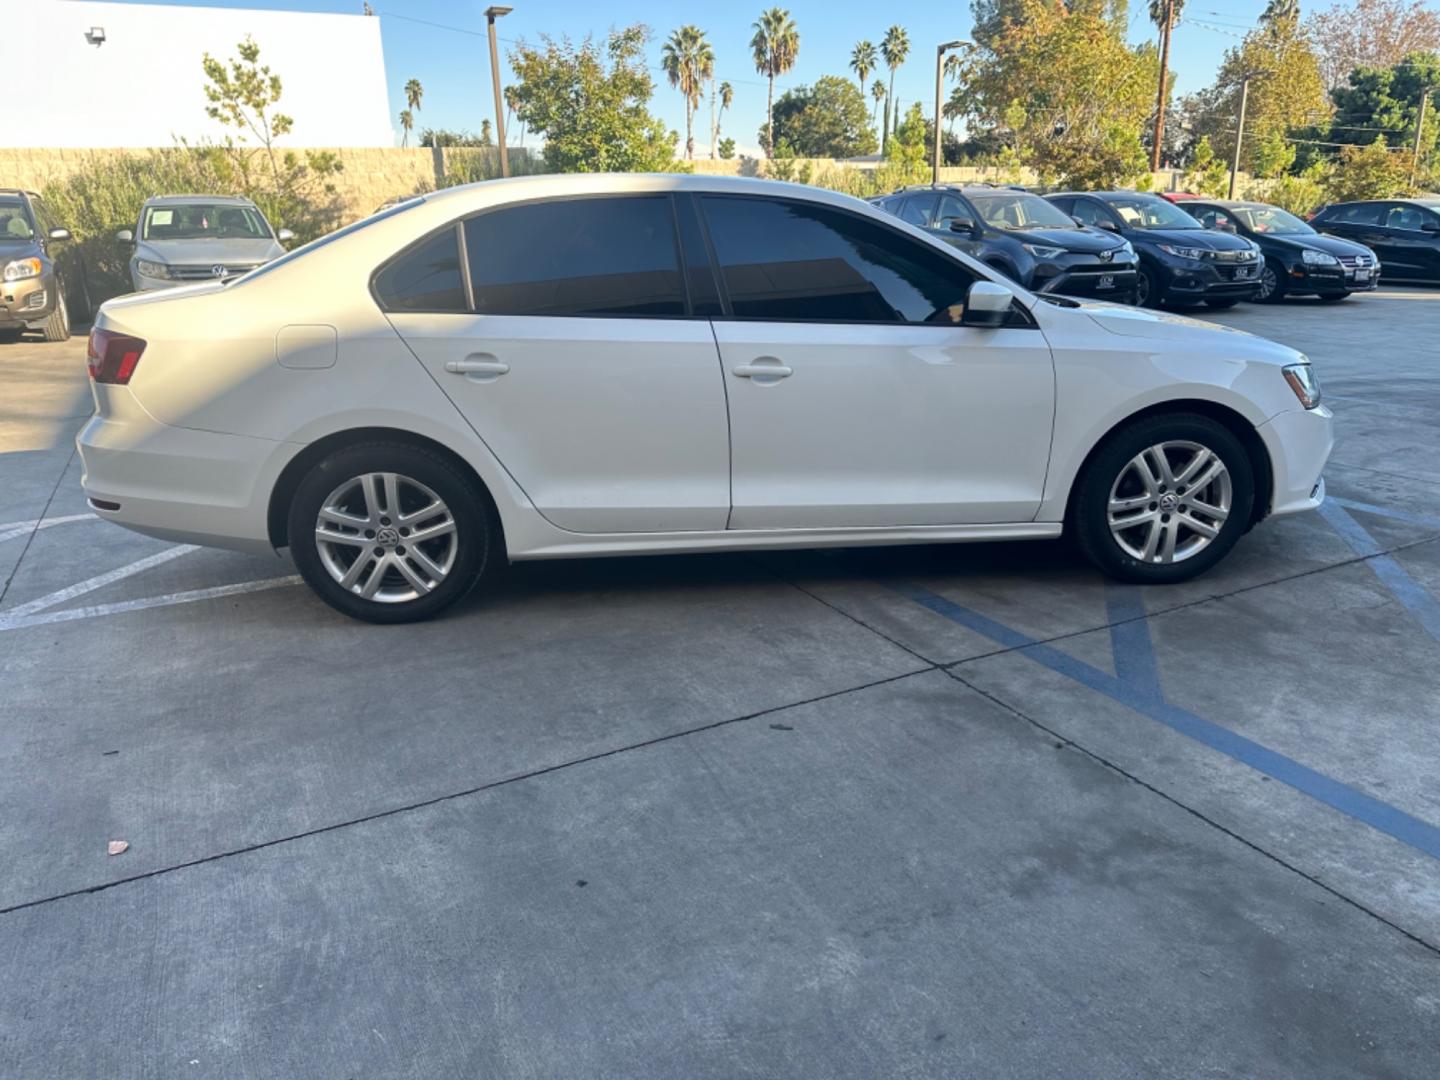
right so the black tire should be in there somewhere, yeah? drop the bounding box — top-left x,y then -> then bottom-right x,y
1204,298 -> 1241,309
1136,264 -> 1161,308
1317,292 -> 1351,303
41,289 -> 70,343
0,328 -> 23,344
1072,413 -> 1255,585
287,441 -> 498,624
1254,258 -> 1286,304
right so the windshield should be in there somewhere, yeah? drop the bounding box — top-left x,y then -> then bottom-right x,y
229,196 -> 427,288
1232,205 -> 1314,235
968,192 -> 1077,230
142,203 -> 272,241
0,196 -> 35,243
1103,196 -> 1202,230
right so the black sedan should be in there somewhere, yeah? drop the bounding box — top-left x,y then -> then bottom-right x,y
1310,198 -> 1440,284
1186,200 -> 1378,302
1045,191 -> 1262,308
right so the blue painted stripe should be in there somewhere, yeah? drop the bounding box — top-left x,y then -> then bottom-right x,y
1321,500 -> 1440,646
1329,496 -> 1440,532
896,582 -> 1440,861
1104,586 -> 1161,693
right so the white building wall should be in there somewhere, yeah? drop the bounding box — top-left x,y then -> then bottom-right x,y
7,0 -> 393,147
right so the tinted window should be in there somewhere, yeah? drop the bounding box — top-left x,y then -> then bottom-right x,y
897,194 -> 935,226
969,192 -> 1076,229
1069,199 -> 1111,229
1333,203 -> 1384,225
1386,204 -> 1434,231
374,226 -> 467,312
465,196 -> 685,317
936,194 -> 973,228
674,195 -> 722,316
700,195 -> 976,324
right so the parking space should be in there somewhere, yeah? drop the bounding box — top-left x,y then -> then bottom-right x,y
3,288 -> 1439,1077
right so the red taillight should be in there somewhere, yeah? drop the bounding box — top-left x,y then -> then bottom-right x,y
87,328 -> 146,385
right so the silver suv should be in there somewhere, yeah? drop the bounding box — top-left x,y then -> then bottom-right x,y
117,195 -> 294,291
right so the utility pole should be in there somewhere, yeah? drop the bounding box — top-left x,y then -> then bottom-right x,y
1150,0 -> 1174,172
1412,86 -> 1434,188
1228,74 -> 1251,199
485,6 -> 513,178
933,41 -> 967,185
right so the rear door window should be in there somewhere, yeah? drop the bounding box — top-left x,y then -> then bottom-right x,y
1333,203 -> 1385,226
699,195 -> 975,324
373,227 -> 467,312
896,193 -> 937,227
463,196 -> 686,317
1070,199 -> 1112,229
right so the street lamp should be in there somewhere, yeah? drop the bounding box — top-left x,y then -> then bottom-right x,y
934,40 -> 969,185
485,5 -> 513,178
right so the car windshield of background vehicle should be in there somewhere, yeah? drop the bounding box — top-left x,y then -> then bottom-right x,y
1106,197 -> 1203,230
142,204 -> 272,241
968,193 -> 1077,230
0,196 -> 35,242
1232,206 -> 1314,235
230,198 -> 428,288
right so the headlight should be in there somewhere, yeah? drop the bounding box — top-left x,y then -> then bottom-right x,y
3,258 -> 41,282
135,259 -> 172,280
1301,249 -> 1339,266
1157,244 -> 1205,260
1120,240 -> 1136,258
1022,243 -> 1066,259
1283,363 -> 1321,409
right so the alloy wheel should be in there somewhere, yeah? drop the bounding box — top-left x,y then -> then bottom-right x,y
1255,264 -> 1278,301
1135,270 -> 1151,306
314,471 -> 458,602
1106,441 -> 1232,564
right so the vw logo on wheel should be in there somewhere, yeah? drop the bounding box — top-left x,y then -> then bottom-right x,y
1158,493 -> 1180,513
375,526 -> 400,546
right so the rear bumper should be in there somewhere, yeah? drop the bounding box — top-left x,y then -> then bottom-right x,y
1257,404 -> 1333,517
0,272 -> 56,324
76,387 -> 294,556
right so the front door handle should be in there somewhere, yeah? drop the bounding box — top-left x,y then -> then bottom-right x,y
445,356 -> 510,380
732,360 -> 793,381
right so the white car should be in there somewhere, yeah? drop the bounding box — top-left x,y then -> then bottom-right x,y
78,174 -> 1332,623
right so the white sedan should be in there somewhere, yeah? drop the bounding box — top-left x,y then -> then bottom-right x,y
78,174 -> 1332,623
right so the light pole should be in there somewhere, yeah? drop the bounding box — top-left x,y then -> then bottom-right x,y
933,40 -> 968,185
1227,73 -> 1251,199
485,5 -> 513,178
1412,85 -> 1434,188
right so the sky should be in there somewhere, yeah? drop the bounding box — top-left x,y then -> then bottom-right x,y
105,0 -> 1327,154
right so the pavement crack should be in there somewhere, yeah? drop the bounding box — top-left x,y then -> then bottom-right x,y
0,443 -> 78,607
0,665 -> 934,918
939,666 -> 1440,959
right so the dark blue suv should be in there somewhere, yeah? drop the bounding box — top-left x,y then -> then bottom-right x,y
1045,191 -> 1262,309
870,185 -> 1140,302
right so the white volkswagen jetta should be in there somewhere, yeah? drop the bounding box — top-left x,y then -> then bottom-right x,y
78,174 -> 1331,623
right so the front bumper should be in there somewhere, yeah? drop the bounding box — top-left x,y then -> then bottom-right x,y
77,384 -> 295,556
1257,403 -> 1333,518
1153,255 -> 1262,301
1034,257 -> 1140,301
1285,261 -> 1378,295
0,272 -> 56,325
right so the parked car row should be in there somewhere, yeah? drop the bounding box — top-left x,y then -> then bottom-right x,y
870,184 -> 1440,308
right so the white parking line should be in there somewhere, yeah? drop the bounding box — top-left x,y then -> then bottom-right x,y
1,545 -> 198,620
0,575 -> 303,632
0,513 -> 97,544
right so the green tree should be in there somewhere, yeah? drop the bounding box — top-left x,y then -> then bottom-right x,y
199,36 -> 343,237
880,25 -> 910,151
1183,135 -> 1231,195
716,80 -> 734,152
871,81 -> 887,132
404,78 -> 424,113
1261,0 -> 1300,26
767,76 -> 879,158
884,102 -> 931,178
751,8 -> 800,157
398,108 -> 414,147
662,25 -> 714,161
507,26 -> 681,173
956,0 -> 1155,186
850,40 -> 878,101
1327,135 -> 1413,200
1327,52 -> 1440,171
719,137 -> 737,159
1307,0 -> 1440,90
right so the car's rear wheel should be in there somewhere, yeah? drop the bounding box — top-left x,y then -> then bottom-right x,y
1073,413 -> 1255,584
287,442 -> 496,623
1253,259 -> 1286,303
41,290 -> 69,343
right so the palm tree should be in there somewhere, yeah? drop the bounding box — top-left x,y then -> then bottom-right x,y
404,78 -> 423,115
663,25 -> 715,161
871,81 -> 887,134
715,80 -> 734,155
398,108 -> 414,148
1148,0 -> 1184,170
1261,0 -> 1299,24
751,7 -> 800,157
850,40 -> 877,100
880,25 -> 910,152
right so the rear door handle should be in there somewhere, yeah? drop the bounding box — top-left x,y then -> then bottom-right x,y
732,361 -> 793,381
445,357 -> 510,379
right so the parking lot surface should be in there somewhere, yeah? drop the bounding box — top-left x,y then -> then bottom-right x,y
2,289 -> 1439,1078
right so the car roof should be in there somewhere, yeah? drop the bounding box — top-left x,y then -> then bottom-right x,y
1049,190 -> 1164,200
142,194 -> 258,207
0,188 -> 40,199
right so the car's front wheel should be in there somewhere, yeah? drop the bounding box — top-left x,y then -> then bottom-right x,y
1073,414 -> 1255,584
287,442 -> 497,623
1253,259 -> 1286,303
1136,264 -> 1161,308
41,289 -> 69,343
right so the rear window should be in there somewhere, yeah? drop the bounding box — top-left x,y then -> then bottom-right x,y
463,196 -> 686,317
373,227 -> 467,312
1330,203 -> 1384,225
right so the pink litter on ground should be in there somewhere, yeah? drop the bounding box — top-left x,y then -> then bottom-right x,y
107,840 -> 128,856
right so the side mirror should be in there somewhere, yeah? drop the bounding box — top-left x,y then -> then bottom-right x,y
1422,221 -> 1440,234
115,229 -> 134,243
277,227 -> 295,242
48,227 -> 71,242
1095,219 -> 1120,233
946,216 -> 977,235
961,280 -> 1016,328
